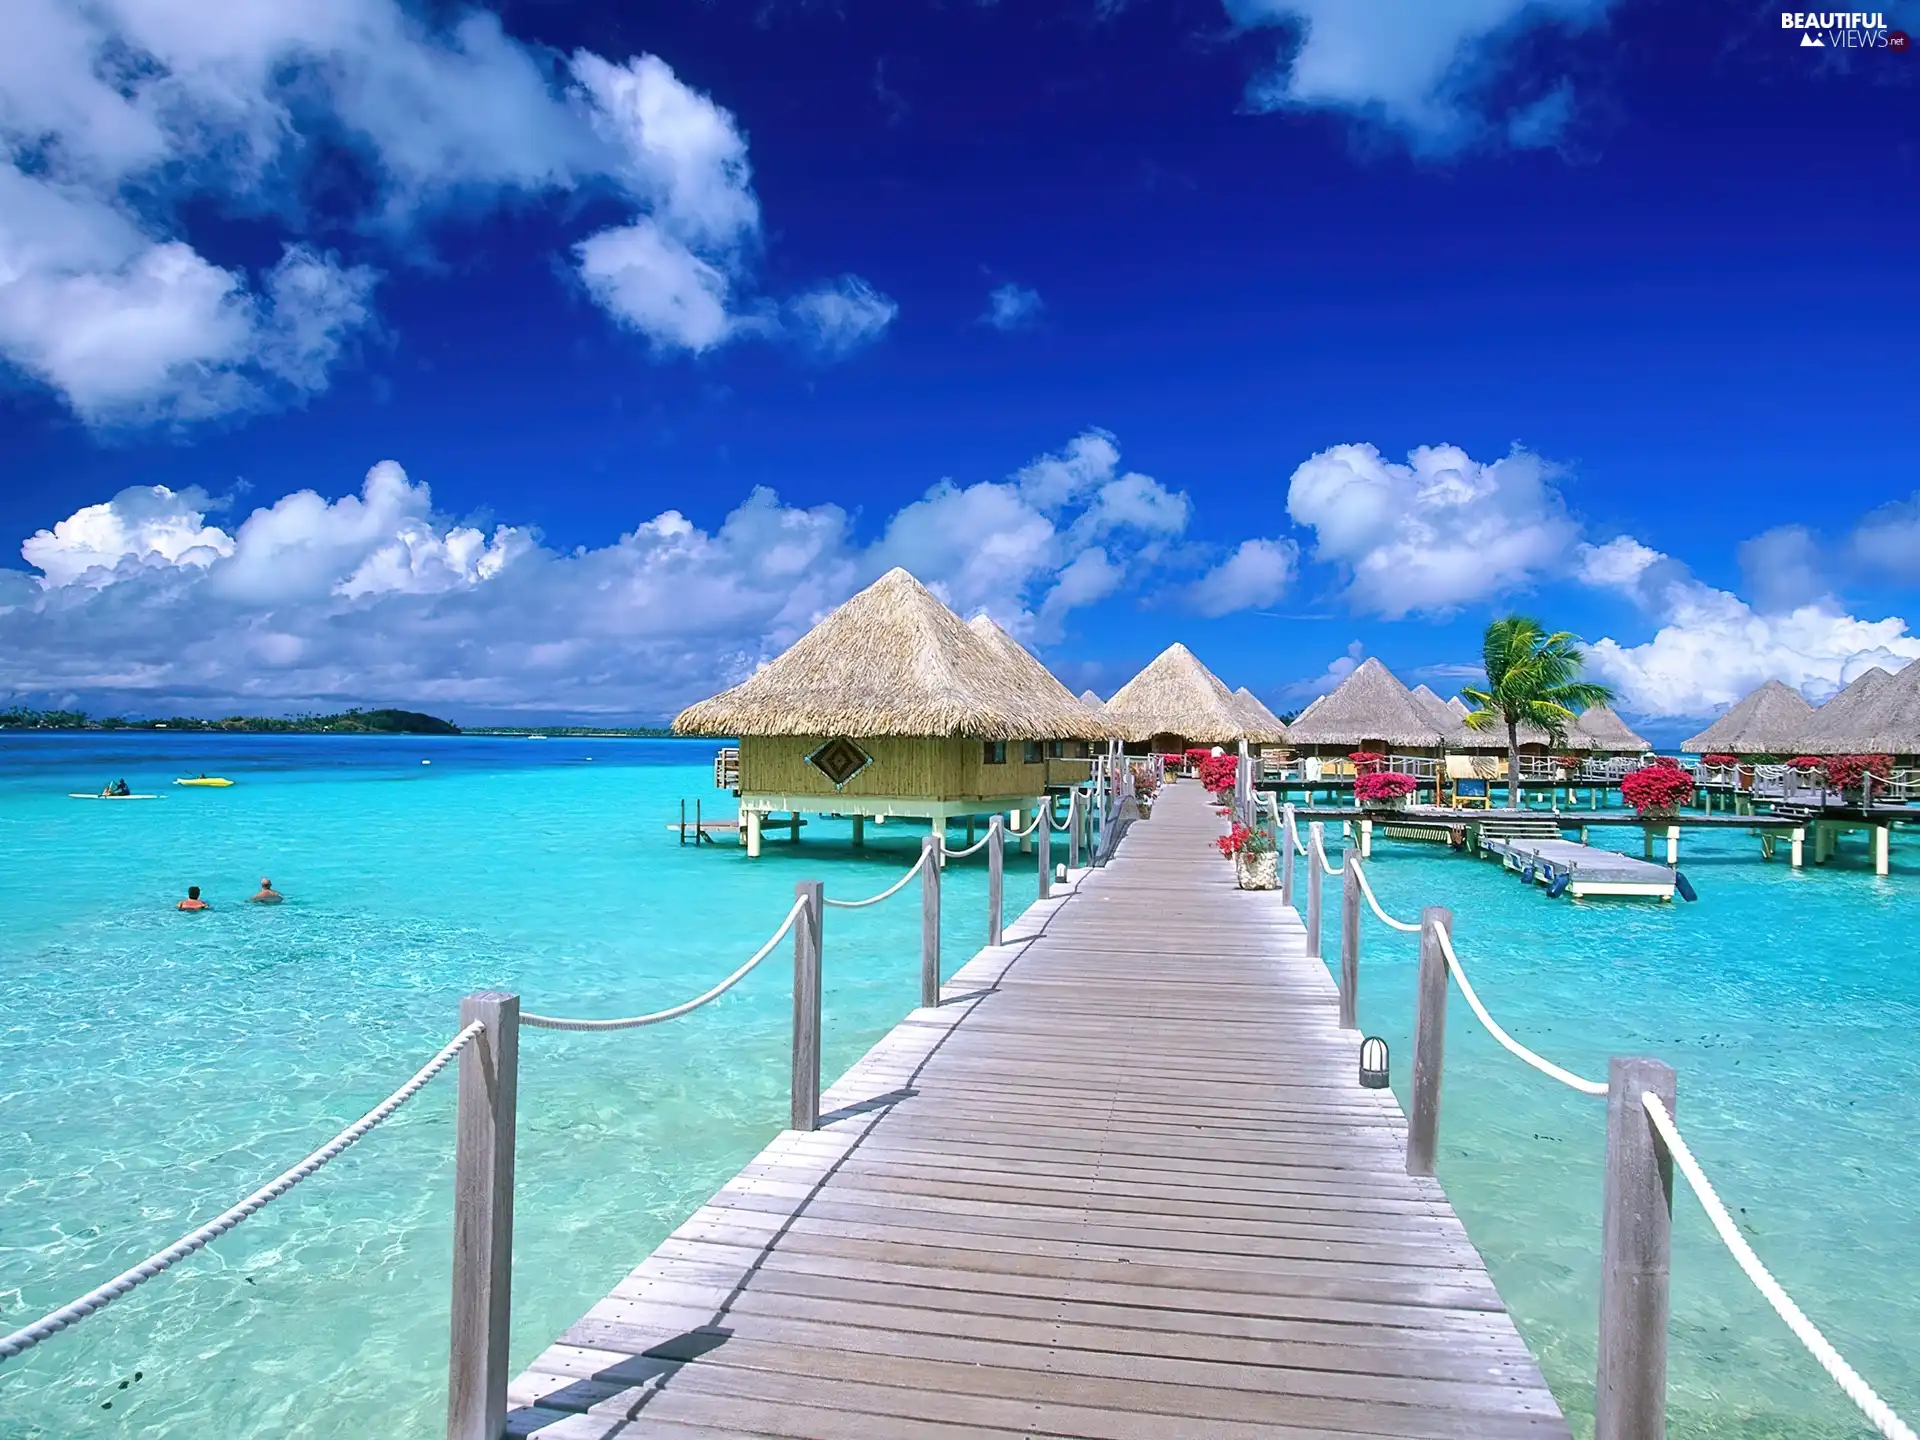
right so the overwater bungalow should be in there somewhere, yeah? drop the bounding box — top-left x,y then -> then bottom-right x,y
1569,703 -> 1651,757
1793,662 -> 1920,761
673,567 -> 1106,854
1284,658 -> 1450,781
967,614 -> 1112,784
1232,687 -> 1290,745
1101,643 -> 1277,755
1681,678 -> 1817,756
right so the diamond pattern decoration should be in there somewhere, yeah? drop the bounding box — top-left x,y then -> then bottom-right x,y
807,737 -> 873,790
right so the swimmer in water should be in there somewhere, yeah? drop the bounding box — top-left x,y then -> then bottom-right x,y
177,886 -> 209,912
249,878 -> 283,905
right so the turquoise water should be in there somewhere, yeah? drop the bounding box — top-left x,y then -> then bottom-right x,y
0,735 -> 1037,1438
0,742 -> 1912,1438
1333,816 -> 1918,1438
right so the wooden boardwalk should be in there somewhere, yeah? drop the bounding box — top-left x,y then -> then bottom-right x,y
507,781 -> 1569,1438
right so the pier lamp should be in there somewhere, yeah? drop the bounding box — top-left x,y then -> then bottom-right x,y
1359,1037 -> 1390,1089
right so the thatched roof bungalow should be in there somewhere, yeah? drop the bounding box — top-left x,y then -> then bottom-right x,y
1409,685 -> 1470,745
674,568 -> 1103,850
1285,658 -> 1449,754
1680,679 -> 1816,755
1232,688 -> 1291,746
1794,664 -> 1920,757
968,615 -> 1115,777
1101,643 -> 1267,753
1078,688 -> 1104,711
1569,704 -> 1650,755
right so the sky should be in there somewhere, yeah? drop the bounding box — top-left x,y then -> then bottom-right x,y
2,0 -> 1916,737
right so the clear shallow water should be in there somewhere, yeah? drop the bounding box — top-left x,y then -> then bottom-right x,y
1333,816 -> 1918,1439
0,743 -> 1912,1439
0,734 -> 1037,1438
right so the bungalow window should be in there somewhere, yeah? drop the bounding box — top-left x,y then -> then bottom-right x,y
1047,740 -> 1064,758
1024,741 -> 1044,764
984,741 -> 1007,765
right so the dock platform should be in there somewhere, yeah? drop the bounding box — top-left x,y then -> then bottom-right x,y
1482,835 -> 1677,899
509,781 -> 1569,1437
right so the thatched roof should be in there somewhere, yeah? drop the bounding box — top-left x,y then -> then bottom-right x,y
967,615 -> 1118,741
1795,664 -> 1920,754
1680,679 -> 1816,754
1231,687 -> 1291,745
1078,688 -> 1104,710
1571,704 -> 1650,753
673,568 -> 1107,740
1100,643 -> 1253,745
1446,695 -> 1471,719
1409,685 -> 1470,744
1285,658 -> 1449,749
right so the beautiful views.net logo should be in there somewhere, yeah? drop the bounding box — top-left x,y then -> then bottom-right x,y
1781,11 -> 1909,49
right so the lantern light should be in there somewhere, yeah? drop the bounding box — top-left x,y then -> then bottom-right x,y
1359,1036 -> 1390,1089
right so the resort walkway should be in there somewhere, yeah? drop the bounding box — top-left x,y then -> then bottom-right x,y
506,780 -> 1569,1438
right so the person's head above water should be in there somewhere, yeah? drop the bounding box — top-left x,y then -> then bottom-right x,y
187,886 -> 200,899
260,878 -> 271,889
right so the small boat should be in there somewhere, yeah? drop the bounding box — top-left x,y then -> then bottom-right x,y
70,793 -> 159,800
174,777 -> 234,787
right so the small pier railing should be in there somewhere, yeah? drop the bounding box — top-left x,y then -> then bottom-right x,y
1257,794 -> 1915,1440
3,772 -> 1131,1437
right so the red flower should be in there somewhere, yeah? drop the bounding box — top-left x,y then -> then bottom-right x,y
1354,770 -> 1417,802
1822,754 -> 1892,792
1348,750 -> 1387,773
1214,822 -> 1274,858
1621,764 -> 1694,814
1198,754 -> 1239,795
1701,753 -> 1738,767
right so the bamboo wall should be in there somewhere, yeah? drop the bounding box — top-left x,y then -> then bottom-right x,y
740,735 -> 1051,802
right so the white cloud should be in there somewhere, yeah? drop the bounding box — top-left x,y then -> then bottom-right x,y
1737,524 -> 1830,614
981,283 -> 1043,332
1,432 -> 1190,712
1851,494 -> 1920,584
1226,0 -> 1614,153
1286,442 -> 1577,619
1581,536 -> 1920,717
1188,538 -> 1298,617
1283,640 -> 1365,703
786,276 -> 898,358
0,1 -> 883,424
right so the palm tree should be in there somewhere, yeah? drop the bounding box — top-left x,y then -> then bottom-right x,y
1461,617 -> 1614,809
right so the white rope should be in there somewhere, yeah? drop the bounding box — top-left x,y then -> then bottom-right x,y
0,1022 -> 483,1363
1349,857 -> 1421,933
1641,1094 -> 1916,1440
1434,926 -> 1608,1096
1006,812 -> 1044,838
944,832 -> 992,858
1311,824 -> 1344,875
823,850 -> 929,908
1281,804 -> 1308,857
523,897 -> 806,1031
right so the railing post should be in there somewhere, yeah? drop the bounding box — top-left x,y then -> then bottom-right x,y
1407,906 -> 1452,1177
1339,857 -> 1360,1031
1305,824 -> 1324,959
1280,804 -> 1296,907
447,991 -> 519,1440
1037,799 -> 1053,899
1068,788 -> 1083,870
791,880 -> 823,1131
920,836 -> 942,1008
1596,1057 -> 1676,1440
987,816 -> 1004,945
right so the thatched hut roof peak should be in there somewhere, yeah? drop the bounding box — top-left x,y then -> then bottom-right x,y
1795,663 -> 1920,755
1285,658 -> 1447,749
673,567 -> 1106,740
1571,703 -> 1650,753
1230,687 -> 1291,744
1101,643 -> 1261,744
1680,679 -> 1816,754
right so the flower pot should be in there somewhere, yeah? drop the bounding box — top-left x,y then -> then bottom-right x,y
1135,799 -> 1153,818
1235,851 -> 1278,890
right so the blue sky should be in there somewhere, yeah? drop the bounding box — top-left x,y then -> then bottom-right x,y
2,0 -> 1916,734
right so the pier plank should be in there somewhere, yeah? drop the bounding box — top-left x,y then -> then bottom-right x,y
509,780 -> 1568,1437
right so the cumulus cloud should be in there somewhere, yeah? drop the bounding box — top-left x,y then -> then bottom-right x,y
1226,0 -> 1614,154
786,276 -> 899,358
0,1 -> 886,423
1,432 -> 1189,713
1282,640 -> 1365,703
1286,442 -> 1577,619
981,283 -> 1043,332
1188,539 -> 1298,617
1580,536 -> 1920,717
1737,524 -> 1830,614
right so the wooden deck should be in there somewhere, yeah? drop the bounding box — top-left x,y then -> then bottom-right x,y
507,780 -> 1569,1438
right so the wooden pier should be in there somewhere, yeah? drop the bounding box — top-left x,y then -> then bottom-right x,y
508,780 -> 1568,1437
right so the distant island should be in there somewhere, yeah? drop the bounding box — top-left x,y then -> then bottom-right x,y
0,706 -> 684,738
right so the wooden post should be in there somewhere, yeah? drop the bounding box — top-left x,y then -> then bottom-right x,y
447,991 -> 519,1440
1305,825 -> 1324,960
1791,826 -> 1805,868
1339,859 -> 1360,1031
851,814 -> 865,848
1068,789 -> 1082,870
790,881 -> 823,1132
987,815 -> 1004,945
1406,906 -> 1452,1177
1596,1057 -> 1676,1440
920,836 -> 942,1008
746,808 -> 762,858
1666,825 -> 1679,866
1037,799 -> 1053,900
1280,805 -> 1296,907
1360,817 -> 1373,859
678,798 -> 686,846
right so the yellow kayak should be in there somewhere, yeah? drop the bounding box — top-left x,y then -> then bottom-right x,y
174,777 -> 234,787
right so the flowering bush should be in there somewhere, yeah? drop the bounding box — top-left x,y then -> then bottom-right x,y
1348,750 -> 1387,773
1130,763 -> 1160,798
1214,822 -> 1275,858
1822,754 -> 1892,792
1197,754 -> 1239,795
1354,770 -> 1417,803
1555,753 -> 1584,771
1701,753 -> 1738,767
1184,748 -> 1211,772
1788,756 -> 1824,771
1621,763 -> 1695,814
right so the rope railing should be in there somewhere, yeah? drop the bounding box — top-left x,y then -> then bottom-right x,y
1005,812 -> 1044,839
522,896 -> 807,1031
1642,1094 -> 1916,1440
1310,823 -> 1344,875
0,1021 -> 484,1363
1431,925 -> 1608,1097
823,849 -> 930,908
1348,856 -> 1421,933
944,831 -> 993,858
